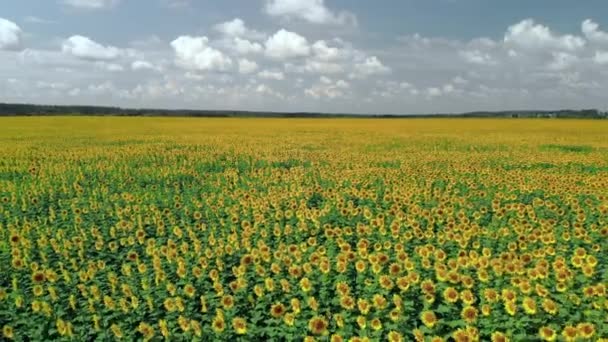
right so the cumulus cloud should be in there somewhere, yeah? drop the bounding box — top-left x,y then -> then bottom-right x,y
214,18 -> 265,40
0,18 -> 23,50
547,52 -> 579,71
265,29 -> 310,59
171,35 -> 232,71
231,37 -> 263,55
238,59 -> 258,74
62,35 -> 122,60
311,40 -> 350,61
504,19 -> 585,51
594,51 -> 608,64
459,49 -> 496,65
305,76 -> 350,99
265,0 -> 356,26
582,19 -> 608,44
61,0 -> 120,10
352,56 -> 390,78
258,69 -> 285,80
131,60 -> 159,71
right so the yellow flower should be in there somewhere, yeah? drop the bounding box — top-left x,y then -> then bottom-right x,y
539,326 -> 557,341
370,318 -> 382,331
270,303 -> 286,318
2,325 -> 14,340
461,306 -> 478,324
420,310 -> 437,328
576,323 -> 595,339
561,326 -> 577,341
158,319 -> 170,338
491,331 -> 509,342
284,313 -> 295,326
308,316 -> 329,335
387,331 -> 403,342
443,287 -> 459,303
212,315 -> 226,333
232,317 -> 247,335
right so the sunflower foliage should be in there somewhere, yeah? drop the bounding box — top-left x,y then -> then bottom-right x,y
0,117 -> 607,341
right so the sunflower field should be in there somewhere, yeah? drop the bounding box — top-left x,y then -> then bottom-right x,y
0,117 -> 607,341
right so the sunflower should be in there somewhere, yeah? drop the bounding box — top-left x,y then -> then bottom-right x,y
330,334 -> 344,342
538,326 -> 556,341
420,310 -> 437,328
284,313 -> 295,326
183,284 -> 196,298
576,323 -> 595,339
340,295 -> 356,310
461,306 -> 478,324
308,316 -> 329,335
31,271 -> 45,283
541,298 -> 558,315
522,297 -> 536,315
491,331 -> 509,342
212,316 -> 226,333
2,325 -> 14,340
300,278 -> 312,292
420,279 -> 436,295
443,287 -> 459,303
501,289 -> 516,302
396,276 -> 410,291
270,303 -> 286,318
561,326 -> 577,341
356,316 -> 366,329
460,289 -> 476,305
191,320 -> 202,337
370,318 -> 382,331
451,328 -> 472,342
221,295 -> 234,309
357,299 -> 370,314
137,322 -> 155,341
33,285 -> 44,297
372,294 -> 387,309
158,319 -> 170,338
232,317 -> 247,335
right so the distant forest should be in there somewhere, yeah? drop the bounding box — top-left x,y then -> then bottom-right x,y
0,103 -> 606,119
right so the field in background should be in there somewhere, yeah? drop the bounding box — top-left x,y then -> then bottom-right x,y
1,118 -> 607,341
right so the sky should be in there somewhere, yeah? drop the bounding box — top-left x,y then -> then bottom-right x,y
1,0 -> 608,114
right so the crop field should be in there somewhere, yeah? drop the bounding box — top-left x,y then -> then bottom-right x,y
0,117 -> 607,341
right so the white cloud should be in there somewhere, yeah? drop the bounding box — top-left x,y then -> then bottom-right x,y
214,18 -> 265,40
171,35 -> 232,71
62,35 -> 121,60
593,51 -> 608,64
231,37 -> 263,55
265,29 -> 310,59
131,60 -> 159,71
305,77 -> 350,99
0,18 -> 22,50
312,40 -> 349,61
547,52 -> 579,71
238,59 -> 258,74
460,50 -> 496,65
256,83 -> 283,98
504,19 -> 585,51
352,56 -> 390,78
582,19 -> 608,44
258,69 -> 285,80
265,0 -> 357,26
61,0 -> 120,10
96,61 -> 124,72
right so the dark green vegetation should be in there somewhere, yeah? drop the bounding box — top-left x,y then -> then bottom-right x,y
1,103 -> 606,119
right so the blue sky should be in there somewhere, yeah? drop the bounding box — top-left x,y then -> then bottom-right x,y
1,0 -> 608,114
